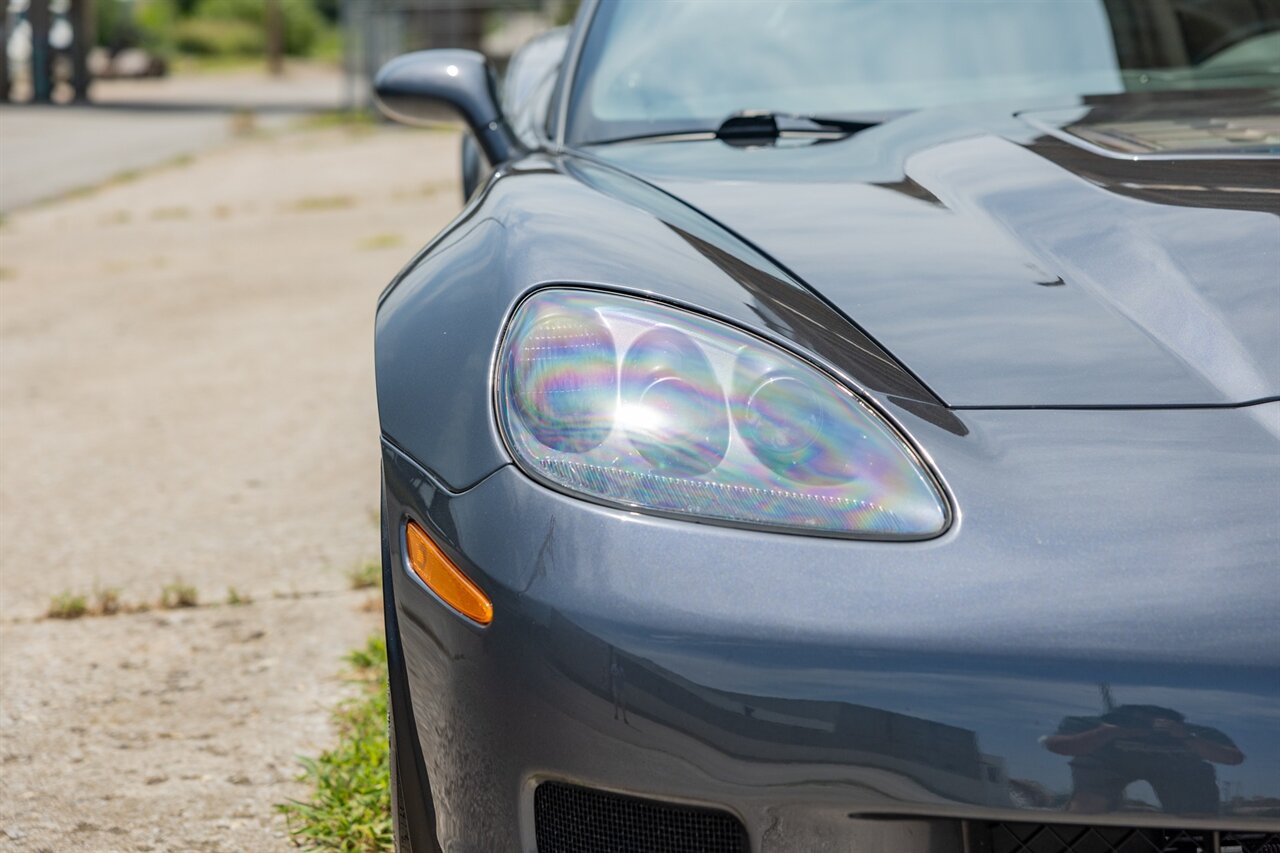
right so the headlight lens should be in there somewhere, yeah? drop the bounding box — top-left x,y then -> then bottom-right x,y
496,289 -> 948,539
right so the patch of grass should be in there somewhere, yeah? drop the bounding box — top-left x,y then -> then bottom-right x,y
173,16 -> 264,58
159,582 -> 199,609
302,109 -> 379,133
93,587 -> 123,616
57,184 -> 100,203
44,154 -> 194,207
52,167 -> 139,203
278,635 -> 391,852
47,591 -> 88,620
346,636 -> 386,672
226,587 -> 252,606
347,561 -> 381,591
417,180 -> 453,198
108,168 -> 142,186
357,233 -> 403,251
151,206 -> 191,221
390,180 -> 454,202
291,194 -> 356,213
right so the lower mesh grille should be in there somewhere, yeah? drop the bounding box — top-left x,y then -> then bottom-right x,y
533,781 -> 748,853
968,821 -> 1280,853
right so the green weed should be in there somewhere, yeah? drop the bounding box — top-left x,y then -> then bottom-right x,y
159,582 -> 199,609
291,195 -> 356,213
357,233 -> 403,251
47,591 -> 88,619
302,110 -> 379,133
278,635 -> 392,852
93,587 -> 123,616
346,561 -> 381,591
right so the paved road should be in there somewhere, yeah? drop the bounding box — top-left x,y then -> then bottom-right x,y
0,64 -> 347,213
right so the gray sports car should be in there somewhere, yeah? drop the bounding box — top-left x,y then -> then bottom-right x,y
371,2 -> 1280,851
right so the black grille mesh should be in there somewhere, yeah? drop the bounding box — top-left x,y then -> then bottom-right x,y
971,821 -> 1280,853
533,781 -> 748,853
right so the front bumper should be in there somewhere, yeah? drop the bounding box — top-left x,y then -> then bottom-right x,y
381,404 -> 1280,852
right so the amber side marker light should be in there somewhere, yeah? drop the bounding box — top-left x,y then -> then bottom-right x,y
404,520 -> 493,625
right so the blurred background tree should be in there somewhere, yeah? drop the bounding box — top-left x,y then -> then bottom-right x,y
5,0 -> 569,103
91,0 -> 336,64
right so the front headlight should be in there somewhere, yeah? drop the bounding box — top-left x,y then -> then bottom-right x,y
496,289 -> 949,539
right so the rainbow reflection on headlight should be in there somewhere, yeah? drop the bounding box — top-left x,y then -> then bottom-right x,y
497,289 -> 949,539
508,310 -> 616,452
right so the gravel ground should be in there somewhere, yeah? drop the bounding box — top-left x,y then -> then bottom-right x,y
0,122 -> 462,851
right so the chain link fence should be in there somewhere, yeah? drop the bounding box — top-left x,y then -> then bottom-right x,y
340,0 -> 564,110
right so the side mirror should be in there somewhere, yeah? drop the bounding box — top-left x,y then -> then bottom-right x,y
374,49 -> 524,166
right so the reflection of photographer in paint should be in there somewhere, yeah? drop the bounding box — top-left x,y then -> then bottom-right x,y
1043,705 -> 1243,815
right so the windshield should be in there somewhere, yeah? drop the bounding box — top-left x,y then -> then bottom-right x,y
565,0 -> 1280,144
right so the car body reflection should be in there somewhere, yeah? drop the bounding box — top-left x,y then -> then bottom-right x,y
1045,702 -> 1244,816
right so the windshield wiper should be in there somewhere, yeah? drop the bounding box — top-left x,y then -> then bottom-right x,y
716,110 -> 878,144
581,111 -> 881,148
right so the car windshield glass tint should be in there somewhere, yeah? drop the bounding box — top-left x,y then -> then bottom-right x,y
566,0 -> 1280,144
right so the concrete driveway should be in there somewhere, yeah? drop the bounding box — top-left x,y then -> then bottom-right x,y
0,108 -> 460,850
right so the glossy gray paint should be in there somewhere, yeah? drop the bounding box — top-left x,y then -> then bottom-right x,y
375,155 -> 962,492
374,154 -> 1280,846
373,21 -> 1280,852
589,95 -> 1280,408
375,50 -> 523,165
381,395 -> 1279,850
375,145 -> 1280,851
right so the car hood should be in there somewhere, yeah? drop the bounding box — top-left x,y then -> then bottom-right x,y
587,90 -> 1280,407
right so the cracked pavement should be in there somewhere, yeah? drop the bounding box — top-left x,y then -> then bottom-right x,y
0,115 -> 462,852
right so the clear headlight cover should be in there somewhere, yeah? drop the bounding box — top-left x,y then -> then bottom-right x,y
496,289 -> 949,539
